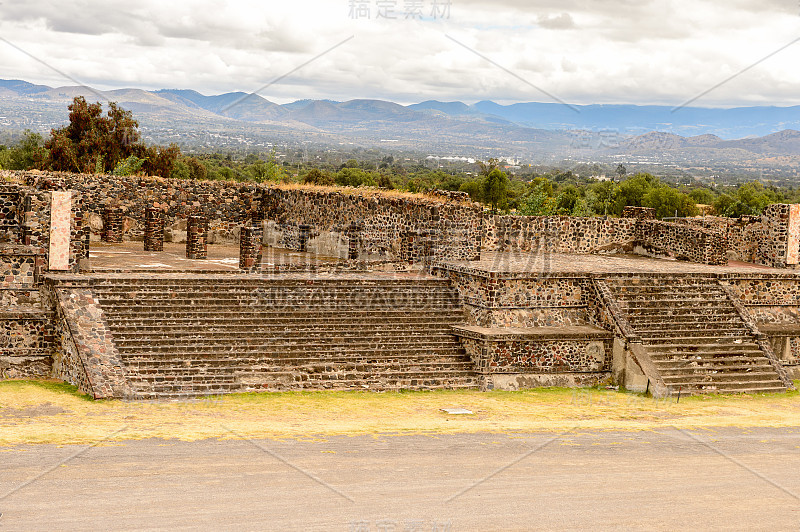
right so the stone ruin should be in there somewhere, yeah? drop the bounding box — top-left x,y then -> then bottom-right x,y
0,170 -> 799,399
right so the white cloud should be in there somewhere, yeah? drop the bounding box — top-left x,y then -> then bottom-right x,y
0,0 -> 798,107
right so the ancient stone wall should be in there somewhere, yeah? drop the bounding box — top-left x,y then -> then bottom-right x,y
676,208 -> 800,268
634,220 -> 727,265
759,204 -> 800,268
485,215 -> 726,265
0,185 -> 21,243
258,187 -> 483,261
484,215 -> 638,255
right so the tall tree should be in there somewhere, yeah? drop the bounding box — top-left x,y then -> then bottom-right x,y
42,96 -> 179,177
482,167 -> 510,213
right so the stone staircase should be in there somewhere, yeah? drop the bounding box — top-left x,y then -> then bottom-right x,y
603,276 -> 790,395
87,274 -> 479,398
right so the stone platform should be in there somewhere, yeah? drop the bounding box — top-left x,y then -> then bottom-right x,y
86,242 -> 343,272
433,252 -> 799,395
440,251 -> 786,276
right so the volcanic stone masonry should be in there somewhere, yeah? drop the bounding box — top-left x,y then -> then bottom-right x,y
102,207 -> 124,243
239,226 -> 263,270
186,215 -> 207,259
144,206 -> 165,252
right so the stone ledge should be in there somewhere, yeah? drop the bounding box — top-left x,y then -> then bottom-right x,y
453,324 -> 613,342
480,372 -> 610,391
758,323 -> 800,336
0,309 -> 53,320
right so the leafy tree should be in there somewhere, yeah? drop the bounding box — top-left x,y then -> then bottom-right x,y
642,185 -> 698,218
376,173 -> 395,189
112,155 -> 145,176
169,158 -> 191,180
587,180 -> 617,215
482,167 -> 510,213
42,96 -> 180,177
517,182 -> 556,216
138,143 -> 180,178
0,130 -> 46,170
713,181 -> 779,217
612,173 -> 658,214
249,150 -> 288,183
458,180 -> 483,202
185,157 -> 207,180
555,185 -> 581,214
615,164 -> 627,181
302,168 -> 335,186
688,188 -> 716,206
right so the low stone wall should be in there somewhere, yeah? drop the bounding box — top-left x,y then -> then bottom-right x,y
7,171 -> 484,263
484,215 -> 638,254
0,245 -> 44,290
259,187 -> 482,261
0,185 -> 21,243
634,220 -> 727,265
0,310 -> 54,379
676,206 -> 800,268
454,325 -> 612,390
432,265 -> 596,328
485,215 -> 726,265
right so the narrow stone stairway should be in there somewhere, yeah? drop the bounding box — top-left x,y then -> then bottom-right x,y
603,275 -> 790,395
88,274 -> 479,398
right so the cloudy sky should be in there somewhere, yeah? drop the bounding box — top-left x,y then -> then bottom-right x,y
1,0 -> 799,107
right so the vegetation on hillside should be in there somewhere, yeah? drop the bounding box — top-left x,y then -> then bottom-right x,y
0,97 -> 798,219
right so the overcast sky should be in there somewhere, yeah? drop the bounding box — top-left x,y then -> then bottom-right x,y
1,0 -> 799,107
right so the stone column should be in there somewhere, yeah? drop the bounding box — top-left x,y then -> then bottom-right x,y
239,226 -> 263,270
102,207 -> 124,243
144,206 -> 165,252
186,215 -> 207,259
298,224 -> 310,252
345,223 -> 362,260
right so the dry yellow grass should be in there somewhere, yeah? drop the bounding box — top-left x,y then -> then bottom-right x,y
0,380 -> 799,445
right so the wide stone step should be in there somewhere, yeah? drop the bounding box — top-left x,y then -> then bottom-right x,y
93,287 -> 458,297
114,336 -> 462,349
132,367 -> 479,382
620,300 -> 735,310
99,300 -> 463,310
617,293 -> 728,303
116,343 -> 465,358
104,316 -> 465,328
106,320 -> 461,333
113,331 -> 460,343
664,380 -> 786,392
646,341 -> 762,351
641,334 -> 756,344
622,307 -> 740,318
650,350 -> 767,361
119,344 -> 467,359
101,308 -> 464,319
654,360 -> 771,371
661,371 -> 781,382
93,285 -> 455,297
629,317 -> 744,327
125,358 -> 475,371
636,327 -> 751,337
632,324 -> 749,334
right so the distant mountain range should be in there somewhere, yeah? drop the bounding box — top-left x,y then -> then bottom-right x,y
2,79 -> 800,170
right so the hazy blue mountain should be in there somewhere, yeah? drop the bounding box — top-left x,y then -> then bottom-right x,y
0,79 -> 51,95
3,78 -> 800,166
468,101 -> 800,139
